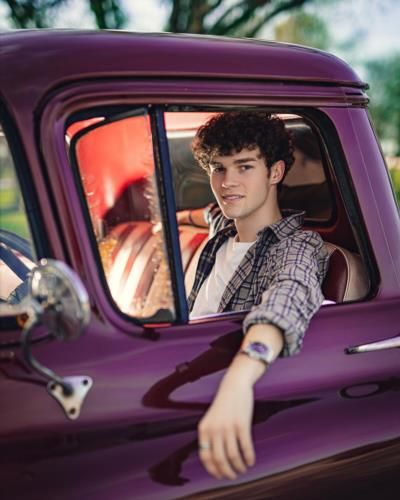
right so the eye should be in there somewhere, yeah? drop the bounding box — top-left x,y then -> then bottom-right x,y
211,166 -> 225,174
239,164 -> 253,172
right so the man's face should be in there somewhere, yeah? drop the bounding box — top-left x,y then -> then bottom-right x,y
209,146 -> 277,224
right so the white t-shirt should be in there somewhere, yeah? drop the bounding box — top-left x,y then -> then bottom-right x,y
191,236 -> 255,317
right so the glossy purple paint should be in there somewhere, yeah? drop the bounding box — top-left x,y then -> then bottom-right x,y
0,30 -> 365,91
0,31 -> 399,500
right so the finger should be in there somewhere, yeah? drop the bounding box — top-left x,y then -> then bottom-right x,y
237,425 -> 256,467
211,434 -> 237,480
199,446 -> 222,479
198,431 -> 222,479
225,430 -> 247,474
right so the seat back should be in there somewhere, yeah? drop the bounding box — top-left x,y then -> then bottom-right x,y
181,227 -> 370,303
322,242 -> 369,302
104,223 -> 369,317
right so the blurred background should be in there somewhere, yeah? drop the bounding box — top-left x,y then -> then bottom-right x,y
0,0 -> 399,213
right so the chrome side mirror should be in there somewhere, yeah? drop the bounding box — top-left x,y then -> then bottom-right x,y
22,259 -> 93,419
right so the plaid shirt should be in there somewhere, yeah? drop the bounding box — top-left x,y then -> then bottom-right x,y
188,206 -> 329,357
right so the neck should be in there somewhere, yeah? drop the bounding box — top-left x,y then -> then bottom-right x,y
234,195 -> 282,242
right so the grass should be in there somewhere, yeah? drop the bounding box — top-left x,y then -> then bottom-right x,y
1,188 -> 18,206
1,185 -> 31,239
0,211 -> 31,239
389,168 -> 400,205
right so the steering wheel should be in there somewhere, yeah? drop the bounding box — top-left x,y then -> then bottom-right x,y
0,229 -> 36,304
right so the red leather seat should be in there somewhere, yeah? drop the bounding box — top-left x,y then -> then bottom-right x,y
181,226 -> 369,303
104,223 -> 369,317
322,242 -> 369,302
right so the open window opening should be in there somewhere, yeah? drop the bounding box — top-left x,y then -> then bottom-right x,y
163,109 -> 371,311
69,109 -> 176,323
67,106 -> 372,325
0,123 -> 37,316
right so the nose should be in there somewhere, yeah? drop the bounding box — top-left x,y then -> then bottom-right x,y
221,169 -> 239,188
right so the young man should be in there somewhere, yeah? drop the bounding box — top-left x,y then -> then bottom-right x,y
182,112 -> 329,480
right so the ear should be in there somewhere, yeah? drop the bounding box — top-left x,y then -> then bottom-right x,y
270,160 -> 285,185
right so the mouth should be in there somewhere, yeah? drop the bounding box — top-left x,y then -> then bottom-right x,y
221,194 -> 244,202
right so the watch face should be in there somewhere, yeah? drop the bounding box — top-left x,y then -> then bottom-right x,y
244,341 -> 273,364
249,342 -> 269,354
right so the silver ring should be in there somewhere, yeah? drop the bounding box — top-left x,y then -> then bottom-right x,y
198,442 -> 211,451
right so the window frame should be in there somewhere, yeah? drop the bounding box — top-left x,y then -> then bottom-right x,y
49,79 -> 379,329
67,102 -> 379,328
163,104 -> 379,319
0,99 -> 49,327
68,105 -> 188,325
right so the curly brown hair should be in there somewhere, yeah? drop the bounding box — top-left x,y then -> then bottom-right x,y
192,112 -> 294,182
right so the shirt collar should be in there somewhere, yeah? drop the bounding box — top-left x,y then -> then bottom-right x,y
262,209 -> 305,241
219,209 -> 305,241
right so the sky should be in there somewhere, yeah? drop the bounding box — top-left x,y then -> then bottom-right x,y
299,0 -> 400,60
1,0 -> 399,75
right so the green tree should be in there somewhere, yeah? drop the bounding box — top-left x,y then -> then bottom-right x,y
274,11 -> 330,49
164,0 -> 313,36
88,0 -> 126,28
2,0 -> 318,35
366,54 -> 400,156
2,0 -> 127,28
2,0 -> 68,27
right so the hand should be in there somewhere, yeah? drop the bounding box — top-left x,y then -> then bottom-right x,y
176,208 -> 208,227
197,325 -> 282,479
198,378 -> 256,480
176,210 -> 190,225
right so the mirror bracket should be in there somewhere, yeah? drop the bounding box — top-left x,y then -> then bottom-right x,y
47,376 -> 93,420
20,259 -> 92,419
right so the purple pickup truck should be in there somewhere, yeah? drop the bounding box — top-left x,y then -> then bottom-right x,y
0,30 -> 399,500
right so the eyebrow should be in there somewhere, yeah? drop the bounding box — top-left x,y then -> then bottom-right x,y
233,157 -> 258,164
210,156 -> 258,168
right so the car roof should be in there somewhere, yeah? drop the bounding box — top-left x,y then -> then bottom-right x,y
0,30 -> 366,94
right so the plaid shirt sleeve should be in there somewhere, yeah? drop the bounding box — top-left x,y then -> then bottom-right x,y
242,230 -> 329,357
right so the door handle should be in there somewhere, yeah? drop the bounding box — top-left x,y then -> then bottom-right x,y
345,335 -> 400,355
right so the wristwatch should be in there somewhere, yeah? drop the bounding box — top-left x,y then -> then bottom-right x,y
240,341 -> 274,366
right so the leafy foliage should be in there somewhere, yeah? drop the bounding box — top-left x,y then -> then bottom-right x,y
366,54 -> 400,156
274,11 -> 330,49
389,166 -> 400,205
164,0 -> 312,36
87,0 -> 126,29
2,0 -> 313,32
2,0 -> 126,28
2,0 -> 68,28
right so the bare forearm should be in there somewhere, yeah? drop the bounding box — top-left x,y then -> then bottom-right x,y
177,208 -> 208,227
198,323 -> 284,479
223,323 -> 284,387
